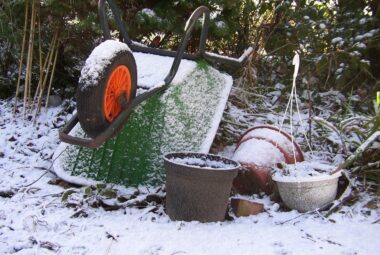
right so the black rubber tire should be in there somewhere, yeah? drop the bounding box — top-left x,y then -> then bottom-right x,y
76,49 -> 137,138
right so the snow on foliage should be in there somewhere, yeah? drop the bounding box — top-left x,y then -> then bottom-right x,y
331,37 -> 343,44
141,8 -> 156,18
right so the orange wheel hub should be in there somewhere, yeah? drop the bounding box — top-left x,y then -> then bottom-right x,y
104,65 -> 131,122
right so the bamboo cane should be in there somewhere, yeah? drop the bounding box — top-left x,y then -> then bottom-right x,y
33,30 -> 58,121
40,30 -> 58,95
44,39 -> 59,109
23,0 -> 36,117
32,31 -> 54,107
38,7 -> 43,80
14,0 -> 29,115
28,0 -> 37,110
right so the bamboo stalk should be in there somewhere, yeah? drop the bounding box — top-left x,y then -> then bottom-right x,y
28,0 -> 37,110
33,30 -> 58,121
38,6 -> 43,79
14,0 -> 29,115
44,40 -> 59,108
38,31 -> 57,101
23,0 -> 36,117
32,32 -> 54,107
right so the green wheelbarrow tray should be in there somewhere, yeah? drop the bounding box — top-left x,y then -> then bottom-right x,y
53,56 -> 233,186
53,2 -> 252,186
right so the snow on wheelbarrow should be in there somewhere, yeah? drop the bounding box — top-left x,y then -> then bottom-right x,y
232,125 -> 304,195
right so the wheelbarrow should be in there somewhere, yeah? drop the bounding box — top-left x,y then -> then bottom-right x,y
59,0 -> 253,149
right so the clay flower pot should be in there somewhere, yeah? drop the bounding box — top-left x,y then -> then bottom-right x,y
164,152 -> 240,222
232,125 -> 304,195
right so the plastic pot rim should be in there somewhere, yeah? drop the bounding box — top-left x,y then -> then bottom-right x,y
164,151 -> 241,171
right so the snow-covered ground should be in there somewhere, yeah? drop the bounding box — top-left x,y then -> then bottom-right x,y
1,48 -> 379,254
1,95 -> 379,255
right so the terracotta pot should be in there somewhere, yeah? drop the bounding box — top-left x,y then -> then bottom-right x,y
232,125 -> 304,195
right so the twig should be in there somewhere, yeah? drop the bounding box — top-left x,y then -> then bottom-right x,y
22,147 -> 66,188
104,238 -> 114,255
275,210 -> 317,225
23,171 -> 48,187
323,55 -> 333,89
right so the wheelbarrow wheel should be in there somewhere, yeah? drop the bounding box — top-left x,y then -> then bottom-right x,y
77,42 -> 137,138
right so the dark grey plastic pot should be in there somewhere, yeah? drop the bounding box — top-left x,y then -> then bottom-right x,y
164,152 -> 240,222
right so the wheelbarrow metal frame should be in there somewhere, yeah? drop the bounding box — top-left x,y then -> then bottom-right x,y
60,0 -> 253,148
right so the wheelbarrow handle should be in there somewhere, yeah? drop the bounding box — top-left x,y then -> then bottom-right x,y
98,1 -> 253,69
59,113 -> 106,148
59,94 -> 135,148
203,47 -> 254,67
59,86 -> 167,149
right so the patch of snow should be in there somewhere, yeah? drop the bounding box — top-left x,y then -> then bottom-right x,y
215,21 -> 226,29
319,23 -> 326,29
140,8 -> 156,18
360,59 -> 370,65
275,83 -> 286,90
240,126 -> 299,157
355,32 -> 374,41
233,138 -> 285,166
79,40 -> 132,91
331,37 -> 343,44
273,161 -> 338,179
359,18 -> 367,24
205,47 -> 253,63
355,42 -> 366,49
134,52 -> 196,89
272,169 -> 342,183
351,51 -> 361,56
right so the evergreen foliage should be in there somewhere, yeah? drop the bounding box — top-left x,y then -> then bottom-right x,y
0,0 -> 379,99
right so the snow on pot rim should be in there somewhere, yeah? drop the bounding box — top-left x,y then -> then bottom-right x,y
272,171 -> 342,183
272,161 -> 342,183
164,152 -> 241,171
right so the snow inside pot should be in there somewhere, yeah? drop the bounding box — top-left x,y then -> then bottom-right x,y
164,152 -> 240,222
272,161 -> 341,212
232,125 -> 304,195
